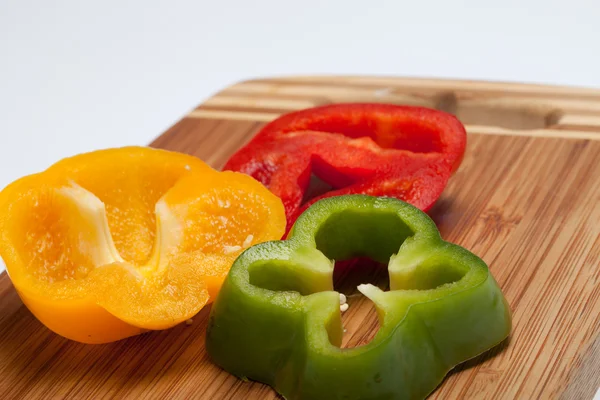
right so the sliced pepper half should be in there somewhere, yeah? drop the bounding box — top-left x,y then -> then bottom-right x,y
206,195 -> 511,400
0,147 -> 285,343
224,104 -> 467,231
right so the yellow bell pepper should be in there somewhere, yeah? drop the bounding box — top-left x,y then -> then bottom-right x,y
0,146 -> 285,344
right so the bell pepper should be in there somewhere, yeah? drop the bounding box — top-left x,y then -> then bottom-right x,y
223,104 -> 467,231
0,146 -> 285,343
206,195 -> 511,400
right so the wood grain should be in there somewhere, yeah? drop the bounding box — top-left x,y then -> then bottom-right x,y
1,76 -> 599,399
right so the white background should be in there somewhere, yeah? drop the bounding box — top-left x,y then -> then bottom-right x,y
2,0 -> 600,195
1,2 -> 600,397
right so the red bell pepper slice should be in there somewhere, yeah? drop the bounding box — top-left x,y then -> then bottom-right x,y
224,104 -> 467,232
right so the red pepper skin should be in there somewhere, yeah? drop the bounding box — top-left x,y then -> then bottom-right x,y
224,104 -> 466,232
253,104 -> 466,173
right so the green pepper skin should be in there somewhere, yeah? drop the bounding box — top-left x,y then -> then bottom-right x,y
206,195 -> 511,400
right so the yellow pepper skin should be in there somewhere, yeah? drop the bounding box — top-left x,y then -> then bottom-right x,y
0,147 -> 285,344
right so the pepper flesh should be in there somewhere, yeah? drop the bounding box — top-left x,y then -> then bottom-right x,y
206,195 -> 511,400
224,104 -> 467,231
0,146 -> 285,343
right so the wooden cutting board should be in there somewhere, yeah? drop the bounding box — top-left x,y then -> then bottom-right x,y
1,76 -> 599,400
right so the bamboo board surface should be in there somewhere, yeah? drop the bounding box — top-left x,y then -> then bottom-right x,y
1,76 -> 599,399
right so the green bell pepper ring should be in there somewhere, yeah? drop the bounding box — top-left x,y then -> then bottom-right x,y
206,195 -> 512,400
